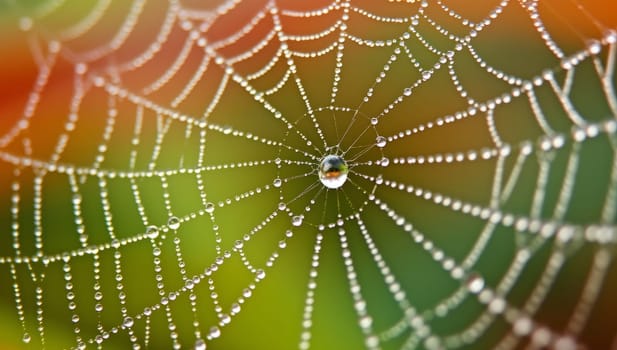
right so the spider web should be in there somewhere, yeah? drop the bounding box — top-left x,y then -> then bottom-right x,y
1,0 -> 617,349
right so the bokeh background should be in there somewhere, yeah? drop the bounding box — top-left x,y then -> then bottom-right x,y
1,0 -> 617,349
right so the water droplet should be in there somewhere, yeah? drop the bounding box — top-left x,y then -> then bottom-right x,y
278,202 -> 286,210
72,194 -> 82,205
273,178 -> 282,188
375,175 -> 384,185
205,203 -> 215,213
422,70 -> 432,80
222,126 -> 232,135
370,117 -> 379,125
380,157 -> 390,167
512,316 -> 532,336
375,136 -> 387,148
465,273 -> 484,294
123,316 -> 134,328
255,269 -> 266,280
194,339 -> 206,350
146,225 -> 159,239
318,155 -> 349,189
242,288 -> 252,298
72,314 -> 80,323
22,333 -> 31,344
278,240 -> 287,248
359,315 -> 372,328
168,217 -> 180,230
231,303 -> 241,314
234,240 -> 244,249
292,216 -> 303,227
586,39 -> 602,55
208,326 -> 221,339
403,87 -> 412,96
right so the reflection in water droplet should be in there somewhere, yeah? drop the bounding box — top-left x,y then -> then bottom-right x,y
227,301 -> 239,312
194,339 -> 206,350
318,155 -> 349,189
292,216 -> 303,227
146,225 -> 160,239
208,326 -> 221,339
167,217 -> 180,230
234,240 -> 244,249
123,316 -> 134,328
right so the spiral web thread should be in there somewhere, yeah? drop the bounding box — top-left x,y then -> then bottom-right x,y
1,0 -> 617,349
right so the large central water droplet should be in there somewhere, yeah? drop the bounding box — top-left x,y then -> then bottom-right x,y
318,155 -> 349,189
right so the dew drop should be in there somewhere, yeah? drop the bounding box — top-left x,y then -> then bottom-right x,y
234,240 -> 244,249
513,316 -> 532,336
123,316 -> 134,328
146,225 -> 160,239
380,157 -> 390,167
167,217 -> 180,230
205,203 -> 215,213
359,315 -> 373,328
292,215 -> 304,227
220,313 -> 231,324
22,333 -> 31,344
318,155 -> 349,189
403,87 -> 412,96
255,269 -> 266,280
208,326 -> 221,339
370,117 -> 379,125
72,194 -> 82,205
273,178 -> 282,188
375,136 -> 387,148
465,273 -> 485,294
278,202 -> 287,210
194,339 -> 206,350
